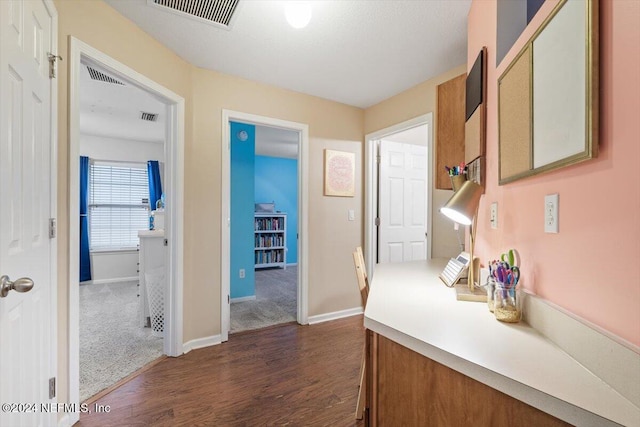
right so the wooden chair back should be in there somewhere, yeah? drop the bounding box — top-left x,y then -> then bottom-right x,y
353,246 -> 370,420
353,246 -> 369,307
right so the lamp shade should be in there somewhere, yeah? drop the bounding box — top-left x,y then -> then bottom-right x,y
440,180 -> 483,225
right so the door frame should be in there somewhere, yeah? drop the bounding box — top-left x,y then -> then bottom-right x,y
364,113 -> 433,279
221,110 -> 309,342
68,37 -> 185,419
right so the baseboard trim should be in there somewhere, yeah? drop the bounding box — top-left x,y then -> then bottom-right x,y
89,276 -> 138,285
183,334 -> 222,354
308,307 -> 363,325
230,295 -> 256,303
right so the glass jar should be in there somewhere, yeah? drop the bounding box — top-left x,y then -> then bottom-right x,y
486,276 -> 496,312
494,283 -> 521,323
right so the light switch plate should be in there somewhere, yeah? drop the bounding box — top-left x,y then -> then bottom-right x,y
490,202 -> 498,229
348,209 -> 355,221
545,194 -> 559,233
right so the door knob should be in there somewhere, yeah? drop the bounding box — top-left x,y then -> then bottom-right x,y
0,275 -> 35,298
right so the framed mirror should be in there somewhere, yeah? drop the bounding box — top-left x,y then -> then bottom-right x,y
498,0 -> 598,185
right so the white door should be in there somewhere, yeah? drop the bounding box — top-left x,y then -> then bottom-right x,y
378,140 -> 428,263
0,1 -> 56,426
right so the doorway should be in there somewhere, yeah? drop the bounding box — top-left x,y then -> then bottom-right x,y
364,114 -> 434,279
68,37 -> 185,423
221,110 -> 309,342
76,59 -> 166,401
229,124 -> 299,333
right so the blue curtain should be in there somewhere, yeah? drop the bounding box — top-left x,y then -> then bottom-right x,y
147,161 -> 163,210
79,156 -> 92,282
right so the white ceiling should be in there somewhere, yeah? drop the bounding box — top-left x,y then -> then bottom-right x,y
255,125 -> 299,159
81,0 -> 471,152
80,61 -> 166,143
105,0 -> 471,109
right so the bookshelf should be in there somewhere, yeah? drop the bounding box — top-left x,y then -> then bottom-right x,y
254,213 -> 287,269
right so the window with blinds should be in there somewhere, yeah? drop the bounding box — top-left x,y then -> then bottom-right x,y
89,162 -> 149,250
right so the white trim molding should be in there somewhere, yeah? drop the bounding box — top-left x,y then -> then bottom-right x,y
183,335 -> 222,354
364,113 -> 434,281
308,307 -> 363,325
230,295 -> 256,303
68,36 -> 185,425
57,414 -> 71,427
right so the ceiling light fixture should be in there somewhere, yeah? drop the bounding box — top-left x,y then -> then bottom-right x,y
285,1 -> 312,29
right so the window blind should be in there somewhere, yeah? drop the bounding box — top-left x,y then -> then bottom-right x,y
89,162 -> 149,250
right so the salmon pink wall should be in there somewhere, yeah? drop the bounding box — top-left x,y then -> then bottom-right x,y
469,0 -> 640,347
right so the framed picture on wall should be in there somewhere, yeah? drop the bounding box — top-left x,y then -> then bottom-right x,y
324,149 -> 355,197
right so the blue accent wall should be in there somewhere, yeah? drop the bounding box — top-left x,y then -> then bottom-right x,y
230,122 -> 255,299
255,156 -> 298,264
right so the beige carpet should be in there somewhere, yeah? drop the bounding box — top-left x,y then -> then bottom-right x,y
80,280 -> 163,402
231,266 -> 297,333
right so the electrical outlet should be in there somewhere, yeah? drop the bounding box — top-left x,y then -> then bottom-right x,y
490,202 -> 498,229
239,268 -> 245,279
544,194 -> 559,233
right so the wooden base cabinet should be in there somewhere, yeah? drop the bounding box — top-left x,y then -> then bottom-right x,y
365,331 -> 571,427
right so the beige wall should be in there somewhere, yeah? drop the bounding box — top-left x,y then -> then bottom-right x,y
364,64 -> 466,135
54,0 -> 364,406
363,64 -> 468,259
187,67 -> 364,340
55,0 -> 193,407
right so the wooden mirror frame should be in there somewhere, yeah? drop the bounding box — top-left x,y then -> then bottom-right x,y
498,0 -> 598,185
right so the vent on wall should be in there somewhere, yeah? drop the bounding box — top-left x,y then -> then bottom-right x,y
150,0 -> 240,29
86,66 -> 125,86
140,112 -> 159,122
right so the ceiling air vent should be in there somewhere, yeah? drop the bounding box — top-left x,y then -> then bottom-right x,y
86,66 -> 125,86
150,0 -> 240,30
140,112 -> 159,122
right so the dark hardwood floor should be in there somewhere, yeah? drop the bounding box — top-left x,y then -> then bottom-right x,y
78,315 -> 366,426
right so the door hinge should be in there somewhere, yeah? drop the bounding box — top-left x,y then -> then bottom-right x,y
164,239 -> 168,246
49,377 -> 56,399
228,294 -> 230,304
49,218 -> 56,239
375,217 -> 381,227
47,53 -> 62,79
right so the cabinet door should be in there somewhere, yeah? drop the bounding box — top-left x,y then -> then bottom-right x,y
367,332 -> 571,427
436,73 -> 466,190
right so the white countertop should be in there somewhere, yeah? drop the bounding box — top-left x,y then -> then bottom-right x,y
364,259 -> 640,427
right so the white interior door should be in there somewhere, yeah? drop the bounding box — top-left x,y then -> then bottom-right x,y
378,140 -> 428,263
0,1 -> 55,426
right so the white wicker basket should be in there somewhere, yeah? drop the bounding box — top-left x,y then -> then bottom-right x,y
145,269 -> 164,338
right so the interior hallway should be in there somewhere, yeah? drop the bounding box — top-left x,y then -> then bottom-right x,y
77,315 -> 365,426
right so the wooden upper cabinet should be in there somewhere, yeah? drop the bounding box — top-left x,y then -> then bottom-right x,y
436,73 -> 466,190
